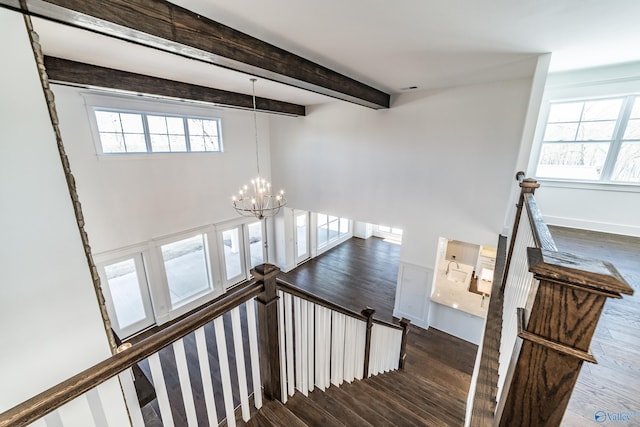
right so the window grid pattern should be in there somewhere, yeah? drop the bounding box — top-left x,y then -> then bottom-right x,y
94,109 -> 222,154
536,95 -> 640,183
317,214 -> 350,248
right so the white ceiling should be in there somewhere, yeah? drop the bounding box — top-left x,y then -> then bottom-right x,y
32,0 -> 640,107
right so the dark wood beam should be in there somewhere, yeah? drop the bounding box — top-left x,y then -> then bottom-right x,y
43,56 -> 306,116
8,0 -> 390,109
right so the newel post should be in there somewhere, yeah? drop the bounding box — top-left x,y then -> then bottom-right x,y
501,173 -> 540,292
498,248 -> 633,426
398,318 -> 411,370
361,307 -> 375,379
253,263 -> 282,401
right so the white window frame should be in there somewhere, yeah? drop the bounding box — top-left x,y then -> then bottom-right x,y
532,95 -> 640,185
151,226 -> 223,323
95,246 -> 156,339
315,213 -> 352,255
83,92 -> 224,157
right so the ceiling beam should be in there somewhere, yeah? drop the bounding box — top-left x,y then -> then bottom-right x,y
8,0 -> 391,109
43,57 -> 306,116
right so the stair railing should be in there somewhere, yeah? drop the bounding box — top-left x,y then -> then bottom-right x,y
0,279 -> 266,427
0,263 -> 410,427
275,278 -> 410,403
468,172 -> 634,427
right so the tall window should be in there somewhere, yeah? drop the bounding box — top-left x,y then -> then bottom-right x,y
160,234 -> 212,308
535,95 -> 640,183
317,214 -> 350,248
94,109 -> 222,154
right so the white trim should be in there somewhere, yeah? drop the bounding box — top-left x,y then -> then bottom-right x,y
543,214 -> 640,238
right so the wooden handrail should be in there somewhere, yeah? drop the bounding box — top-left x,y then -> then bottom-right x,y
523,193 -> 557,251
276,278 -> 403,330
0,280 -> 263,427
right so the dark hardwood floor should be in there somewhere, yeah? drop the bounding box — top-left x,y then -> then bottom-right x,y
278,237 -> 401,322
548,226 -> 640,426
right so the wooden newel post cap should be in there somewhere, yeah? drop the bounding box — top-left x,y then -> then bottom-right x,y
527,247 -> 634,297
520,177 -> 540,192
361,307 -> 375,318
252,263 -> 281,279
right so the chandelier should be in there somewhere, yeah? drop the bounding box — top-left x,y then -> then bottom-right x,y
232,78 -> 286,220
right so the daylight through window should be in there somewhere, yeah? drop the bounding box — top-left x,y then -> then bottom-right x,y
94,109 -> 222,154
535,95 -> 640,183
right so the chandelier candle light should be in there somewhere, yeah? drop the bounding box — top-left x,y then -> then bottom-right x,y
232,78 -> 286,220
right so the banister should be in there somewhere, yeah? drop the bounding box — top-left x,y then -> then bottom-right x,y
0,280 -> 263,427
523,193 -> 557,251
276,278 -> 403,330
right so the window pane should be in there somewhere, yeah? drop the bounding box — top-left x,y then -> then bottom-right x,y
329,218 -> 340,240
202,119 -> 218,137
378,225 -> 391,233
222,229 -> 243,280
247,222 -> 263,268
104,258 -> 146,328
166,116 -> 185,134
203,134 -> 220,151
95,111 -> 123,133
317,214 -> 327,227
536,142 -> 609,180
630,99 -> 640,119
624,119 -> 640,140
318,228 -> 328,247
339,218 -> 349,234
576,121 -> 616,141
161,235 -> 211,306
190,135 -> 205,151
147,115 -> 168,133
120,113 -> 144,133
150,134 -> 170,152
581,99 -> 623,121
611,142 -> 640,182
123,134 -> 147,152
100,133 -> 126,153
547,102 -> 583,123
391,228 -> 403,236
169,135 -> 187,152
296,214 -> 307,258
543,123 -> 578,141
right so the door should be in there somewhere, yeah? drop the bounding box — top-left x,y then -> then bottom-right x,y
100,253 -> 155,339
294,210 -> 310,265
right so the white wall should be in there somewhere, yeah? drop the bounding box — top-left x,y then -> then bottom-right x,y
0,9 -> 127,421
52,86 -> 277,254
527,61 -> 640,237
270,78 -> 534,270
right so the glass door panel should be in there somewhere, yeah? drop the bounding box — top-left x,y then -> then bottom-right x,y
160,234 -> 212,308
221,227 -> 246,286
247,221 -> 264,268
295,211 -> 310,264
102,254 -> 154,339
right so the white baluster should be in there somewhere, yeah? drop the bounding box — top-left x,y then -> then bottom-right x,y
148,352 -> 175,427
300,299 -> 309,395
231,306 -> 250,421
293,296 -> 303,393
214,315 -> 236,427
118,369 -> 145,427
307,301 -> 315,393
277,290 -> 288,403
284,292 -> 295,396
245,298 -> 263,409
315,303 -> 325,391
195,327 -> 219,427
173,338 -> 198,426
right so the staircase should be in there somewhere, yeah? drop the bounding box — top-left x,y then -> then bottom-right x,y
235,370 -> 466,427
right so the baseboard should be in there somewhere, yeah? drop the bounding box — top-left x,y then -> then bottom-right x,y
543,215 -> 640,238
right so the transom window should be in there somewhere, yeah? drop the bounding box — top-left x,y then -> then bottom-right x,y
94,109 -> 222,154
535,95 -> 640,183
